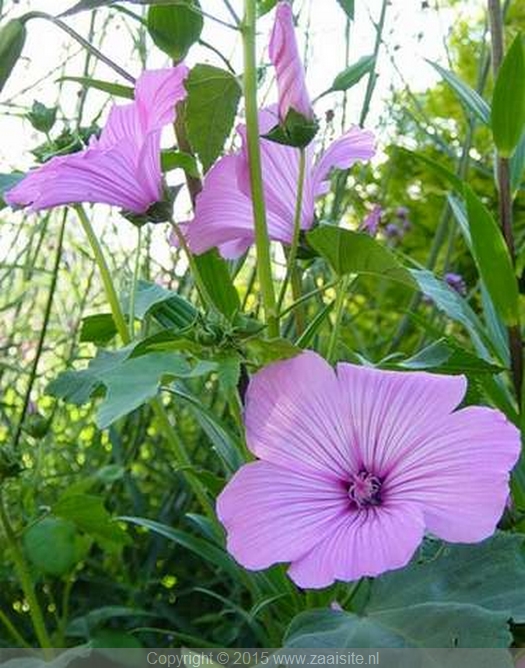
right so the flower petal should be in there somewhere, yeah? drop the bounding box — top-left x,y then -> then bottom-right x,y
217,461 -> 347,571
245,351 -> 359,479
184,153 -> 291,257
312,127 -> 376,197
135,65 -> 189,130
288,501 -> 425,588
387,406 -> 520,542
269,1 -> 313,121
335,363 -> 468,478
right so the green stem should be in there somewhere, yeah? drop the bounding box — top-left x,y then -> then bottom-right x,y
0,491 -> 53,655
327,276 -> 350,364
241,0 -> 279,338
0,606 -> 32,648
76,205 -> 130,344
278,148 -> 307,313
170,223 -> 215,311
129,225 -> 142,339
76,206 -> 214,519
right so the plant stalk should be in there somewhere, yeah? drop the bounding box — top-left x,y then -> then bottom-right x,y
241,0 -> 279,338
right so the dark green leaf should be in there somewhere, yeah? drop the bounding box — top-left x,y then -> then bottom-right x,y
131,279 -> 197,321
465,185 -> 519,326
491,33 -> 525,158
308,226 -> 416,288
185,64 -> 242,171
335,0 -> 354,20
67,606 -> 156,638
161,149 -> 200,177
23,517 -> 83,577
59,76 -> 134,99
80,313 -> 117,344
330,55 -> 374,93
510,130 -> 525,194
0,172 -> 24,210
147,0 -> 203,62
428,60 -> 490,125
194,249 -> 241,318
0,19 -> 27,94
396,338 -> 504,375
27,100 -> 57,134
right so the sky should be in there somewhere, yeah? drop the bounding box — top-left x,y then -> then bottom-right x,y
0,0 -> 483,261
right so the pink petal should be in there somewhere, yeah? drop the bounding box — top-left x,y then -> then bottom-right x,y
269,2 -> 313,121
312,127 -> 376,197
288,501 -> 425,588
184,154 -> 291,258
134,65 -> 189,131
335,363 -> 468,477
217,461 -> 347,571
245,351 -> 360,479
387,406 -> 520,542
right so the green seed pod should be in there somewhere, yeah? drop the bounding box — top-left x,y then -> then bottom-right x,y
0,19 -> 27,94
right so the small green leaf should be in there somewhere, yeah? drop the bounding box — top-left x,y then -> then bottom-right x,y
161,149 -> 200,177
194,249 -> 241,319
0,172 -> 24,210
185,64 -> 242,171
428,60 -> 490,125
330,55 -> 374,93
335,0 -> 354,20
0,19 -> 27,94
307,226 -> 416,288
244,337 -> 301,366
59,76 -> 134,99
396,338 -> 504,375
27,100 -> 57,134
147,0 -> 203,62
257,0 -> 278,16
80,313 -> 117,344
464,185 -> 519,326
491,33 -> 525,158
23,517 -> 82,577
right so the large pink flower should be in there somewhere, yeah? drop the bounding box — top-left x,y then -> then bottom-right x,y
183,108 -> 375,258
217,351 -> 520,589
269,1 -> 313,122
5,66 -> 188,214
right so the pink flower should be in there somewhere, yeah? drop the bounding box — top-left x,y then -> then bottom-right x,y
5,66 -> 188,214
217,351 -> 520,589
183,108 -> 375,258
269,1 -> 313,122
359,205 -> 382,236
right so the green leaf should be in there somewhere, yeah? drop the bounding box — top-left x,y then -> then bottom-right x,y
464,185 -> 519,326
185,64 -> 242,171
67,606 -> 156,638
396,338 -> 503,375
285,606 -> 512,649
257,0 -> 278,16
0,172 -> 24,210
96,352 -> 214,428
244,337 -> 301,366
396,147 -> 464,192
27,101 -> 57,134
80,313 -> 117,344
307,226 -> 417,288
119,516 -> 241,579
330,55 -> 374,93
428,60 -> 490,125
0,19 -> 27,94
23,517 -> 83,577
161,149 -> 200,177
59,76 -> 134,99
335,0 -> 354,19
491,33 -> 525,158
131,279 -> 197,322
194,249 -> 241,318
147,0 -> 203,62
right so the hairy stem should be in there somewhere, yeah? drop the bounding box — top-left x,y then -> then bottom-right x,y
241,0 -> 279,338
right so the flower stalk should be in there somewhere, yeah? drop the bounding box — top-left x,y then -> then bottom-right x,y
241,0 -> 279,338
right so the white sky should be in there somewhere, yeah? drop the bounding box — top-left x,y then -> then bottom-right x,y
0,0 -> 483,262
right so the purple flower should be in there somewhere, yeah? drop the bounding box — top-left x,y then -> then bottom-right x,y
444,272 -> 467,297
269,1 -> 313,122
384,222 -> 402,240
217,351 -> 519,589
183,108 -> 375,258
5,66 -> 188,214
360,205 -> 382,237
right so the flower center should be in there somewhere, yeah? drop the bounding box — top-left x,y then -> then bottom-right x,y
348,470 -> 382,508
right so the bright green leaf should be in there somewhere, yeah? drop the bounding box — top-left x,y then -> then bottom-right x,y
491,33 -> 525,158
330,55 -> 374,93
194,249 -> 241,318
308,226 -> 417,288
185,64 -> 242,172
23,517 -> 82,577
161,149 -> 200,177
80,313 -> 117,344
464,185 -> 519,326
147,0 -> 203,62
428,60 -> 490,125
